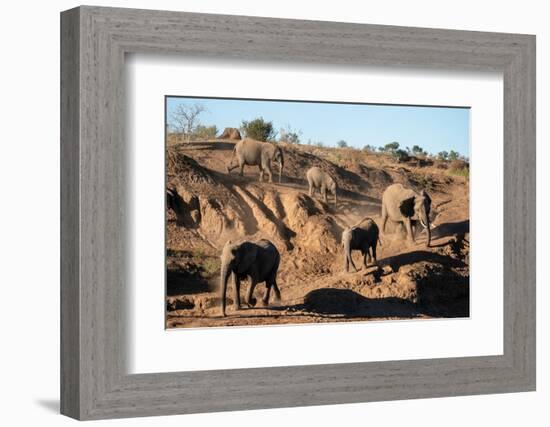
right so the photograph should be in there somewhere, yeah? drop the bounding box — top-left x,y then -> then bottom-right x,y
165,96 -> 470,328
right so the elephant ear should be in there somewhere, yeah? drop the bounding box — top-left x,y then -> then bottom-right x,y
236,242 -> 258,274
399,196 -> 416,218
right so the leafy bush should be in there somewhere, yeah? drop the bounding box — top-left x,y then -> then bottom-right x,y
447,159 -> 469,179
279,125 -> 302,144
437,151 -> 449,160
192,125 -> 218,140
448,150 -> 460,161
240,117 -> 277,141
448,167 -> 469,178
393,149 -> 410,162
201,257 -> 220,277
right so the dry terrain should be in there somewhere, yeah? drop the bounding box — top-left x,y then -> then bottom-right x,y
166,138 -> 470,328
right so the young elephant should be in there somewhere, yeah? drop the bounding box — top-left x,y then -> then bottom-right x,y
306,166 -> 337,206
226,138 -> 284,183
342,217 -> 380,272
219,239 -> 281,316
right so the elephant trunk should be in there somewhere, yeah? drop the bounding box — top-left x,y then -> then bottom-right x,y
220,264 -> 231,316
426,218 -> 431,247
419,211 -> 431,247
342,230 -> 354,272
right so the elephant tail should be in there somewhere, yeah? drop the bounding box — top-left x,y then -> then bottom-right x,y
378,236 -> 383,246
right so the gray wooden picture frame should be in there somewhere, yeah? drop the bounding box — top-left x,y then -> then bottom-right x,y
60,5 -> 536,420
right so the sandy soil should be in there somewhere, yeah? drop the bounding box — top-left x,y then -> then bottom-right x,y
165,139 -> 469,328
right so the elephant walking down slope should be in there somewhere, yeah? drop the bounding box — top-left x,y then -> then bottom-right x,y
226,138 -> 284,183
219,239 -> 281,317
342,217 -> 380,272
306,166 -> 338,206
381,183 -> 432,246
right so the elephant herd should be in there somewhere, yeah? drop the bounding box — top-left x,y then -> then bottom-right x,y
218,138 -> 432,316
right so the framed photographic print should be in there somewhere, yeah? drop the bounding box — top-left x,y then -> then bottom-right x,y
61,6 -> 536,420
164,96 -> 471,329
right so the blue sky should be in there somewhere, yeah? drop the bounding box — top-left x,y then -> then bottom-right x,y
166,96 -> 470,157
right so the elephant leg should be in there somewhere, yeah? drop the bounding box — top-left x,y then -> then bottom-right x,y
344,254 -> 349,272
362,250 -> 368,268
247,280 -> 258,306
262,284 -> 271,306
258,166 -> 264,182
233,275 -> 241,310
272,280 -> 281,301
246,272 -> 259,307
349,253 -> 358,272
239,161 -> 245,176
343,239 -> 350,272
308,183 -> 313,197
265,160 -> 273,183
371,244 -> 378,265
404,218 -> 415,243
264,271 -> 281,305
346,249 -> 358,272
322,185 -> 328,203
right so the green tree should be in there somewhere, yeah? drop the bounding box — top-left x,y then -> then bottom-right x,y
383,141 -> 400,152
438,151 -> 449,160
336,140 -> 348,148
448,150 -> 460,160
362,144 -> 376,152
412,145 -> 427,156
240,117 -> 277,141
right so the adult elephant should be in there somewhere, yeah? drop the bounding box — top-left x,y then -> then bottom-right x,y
342,217 -> 380,272
219,239 -> 281,316
226,138 -> 284,183
381,183 -> 432,246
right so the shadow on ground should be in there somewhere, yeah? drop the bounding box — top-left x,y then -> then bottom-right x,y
179,141 -> 236,151
380,250 -> 466,271
166,268 -> 213,296
278,278 -> 469,319
432,220 -> 469,239
300,288 -> 419,318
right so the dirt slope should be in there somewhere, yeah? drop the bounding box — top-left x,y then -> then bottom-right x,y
166,140 -> 469,328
